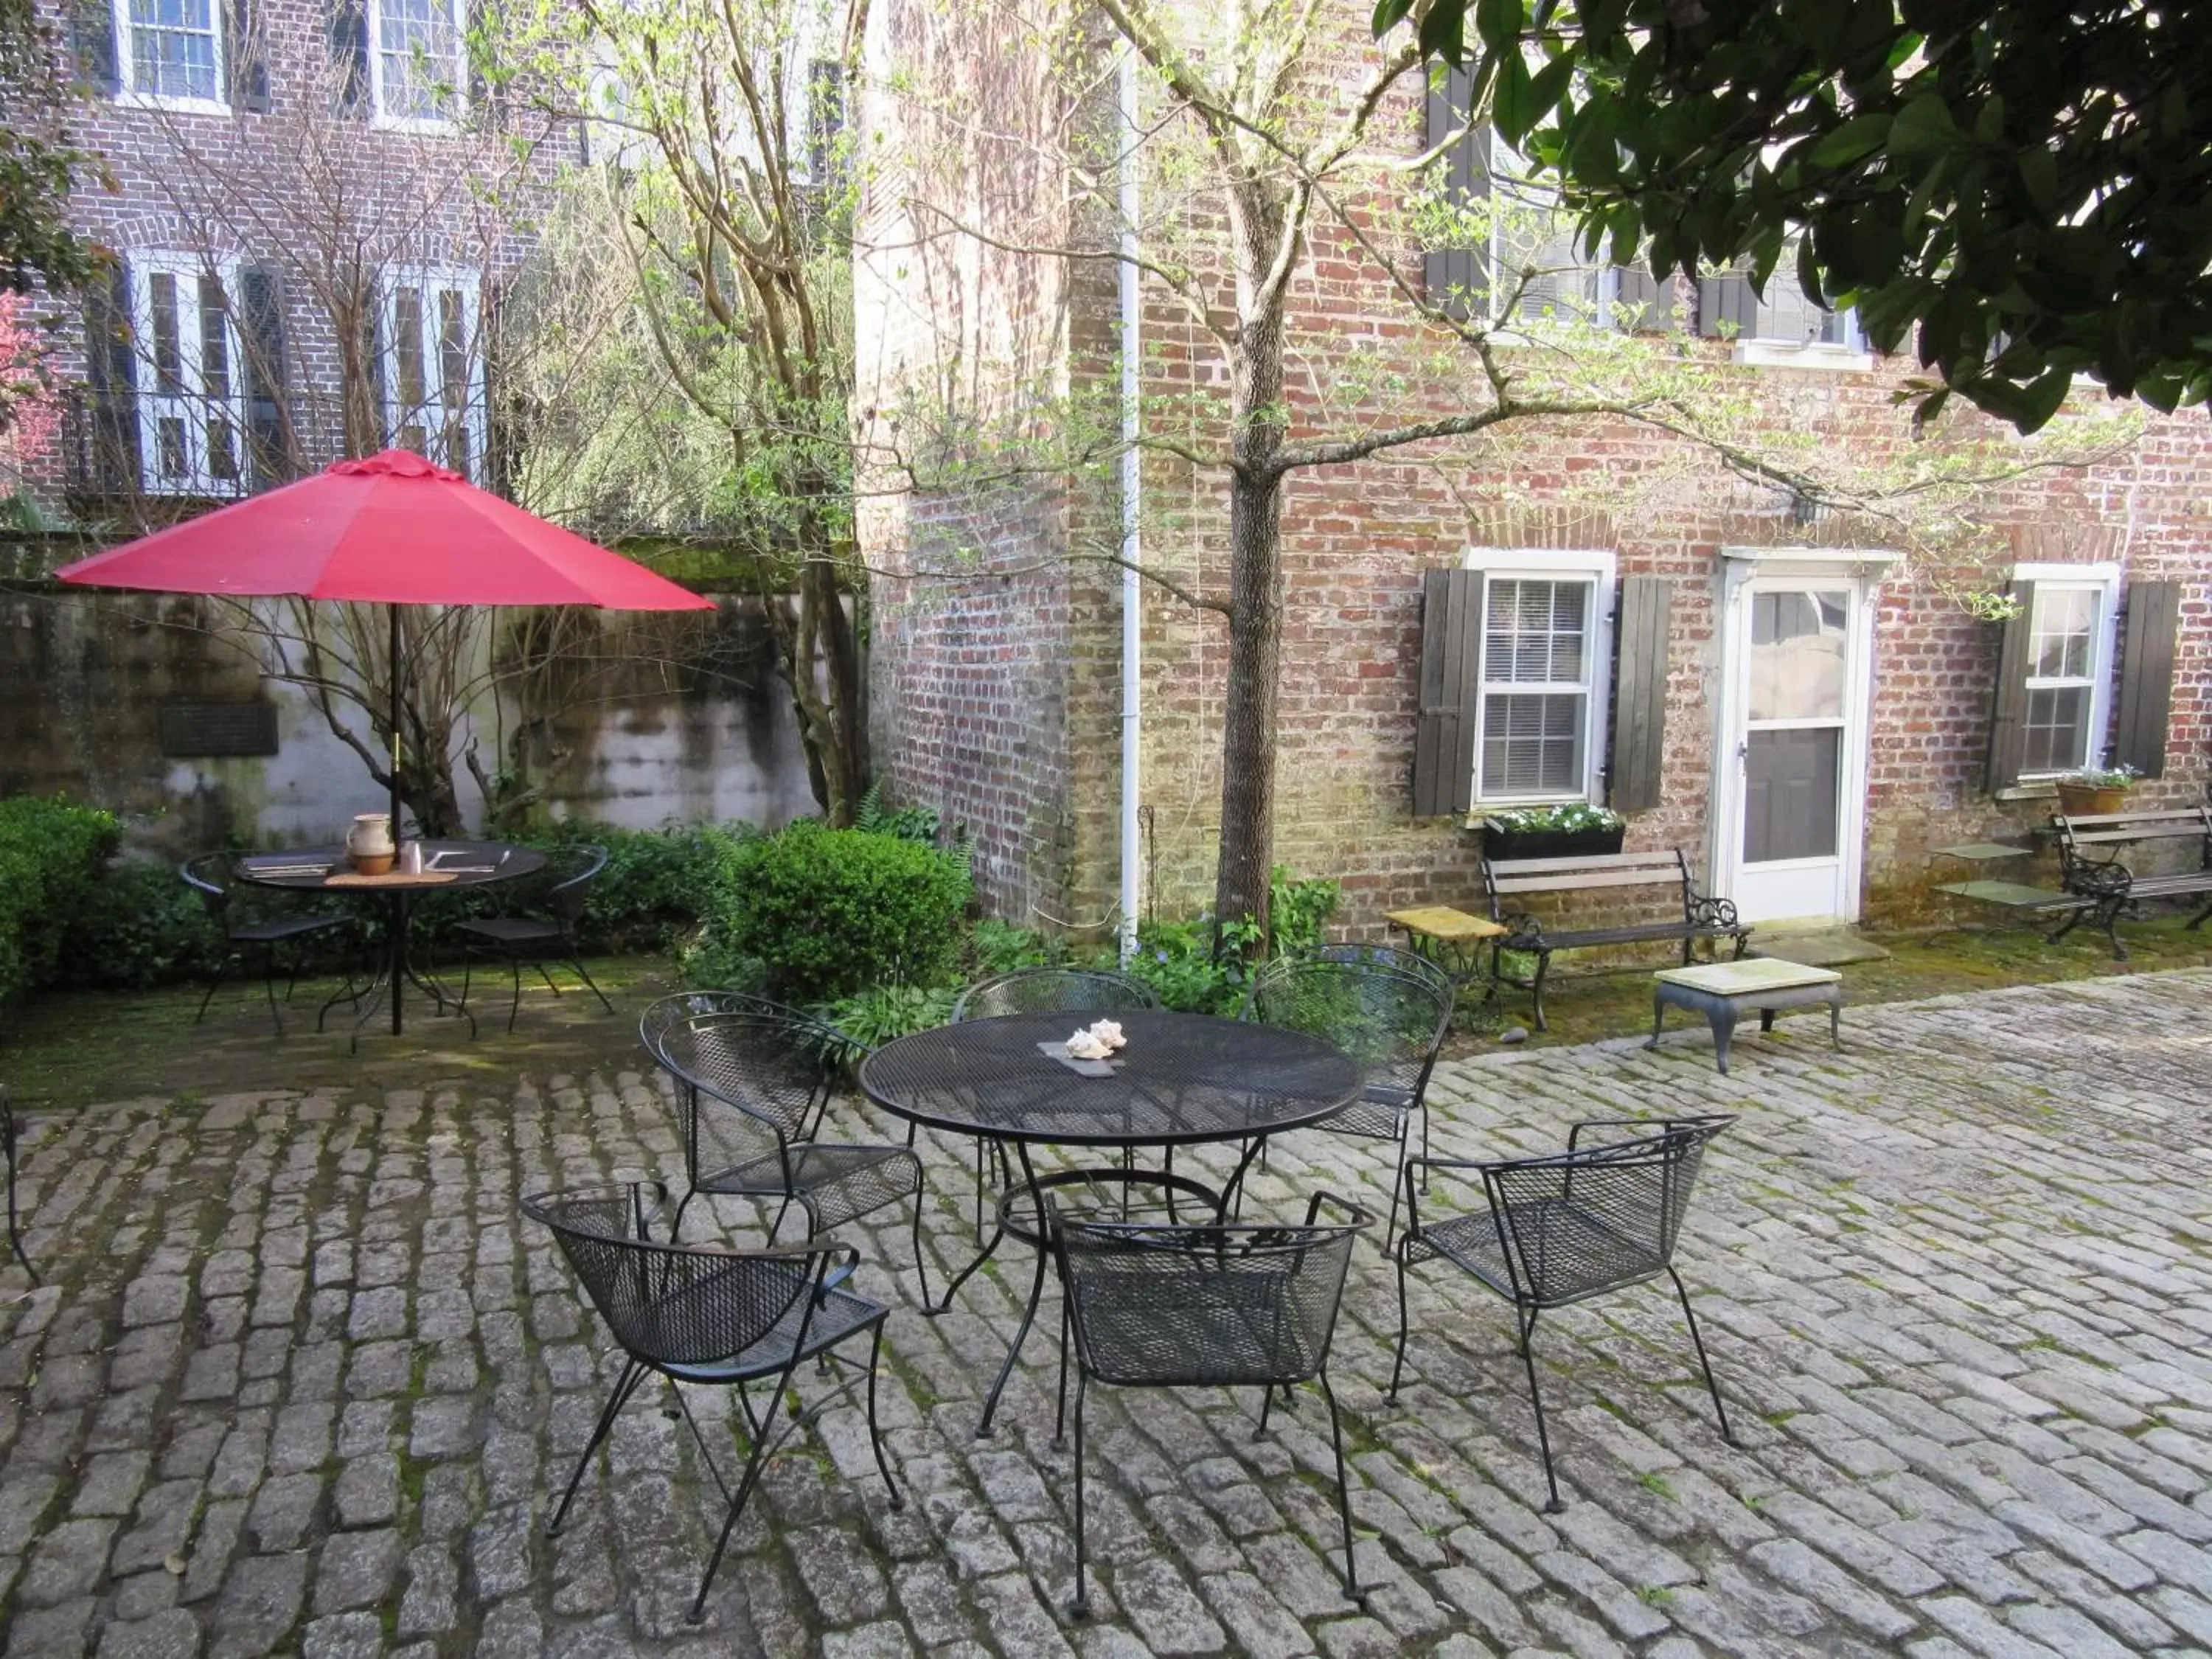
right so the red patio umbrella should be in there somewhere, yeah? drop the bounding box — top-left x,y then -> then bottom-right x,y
55,449 -> 716,835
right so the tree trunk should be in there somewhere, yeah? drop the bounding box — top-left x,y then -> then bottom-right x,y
1212,239 -> 1289,946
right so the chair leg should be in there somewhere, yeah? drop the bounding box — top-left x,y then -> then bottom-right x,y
1388,1251 -> 1411,1399
509,958 -> 524,1035
1668,1266 -> 1736,1446
692,1369 -> 788,1622
5,1123 -> 33,1285
1514,1306 -> 1564,1513
863,1325 -> 903,1507
1381,1116 -> 1408,1248
1054,1297 -> 1071,1444
1068,1374 -> 1092,1620
195,953 -> 232,1025
1529,950 -> 1552,1032
567,953 -> 615,1015
1317,1373 -> 1364,1604
547,1356 -> 648,1537
260,944 -> 284,1034
907,1186 -> 935,1313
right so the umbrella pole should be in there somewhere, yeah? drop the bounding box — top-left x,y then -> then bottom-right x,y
389,604 -> 404,1038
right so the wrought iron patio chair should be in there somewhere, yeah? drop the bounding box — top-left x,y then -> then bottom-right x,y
524,1181 -> 901,1622
2,1084 -> 30,1281
448,843 -> 615,1032
1390,1115 -> 1737,1512
1241,944 -> 1455,1244
180,854 -> 355,1034
1052,1191 -> 1372,1618
639,992 -> 933,1307
940,968 -> 1162,1236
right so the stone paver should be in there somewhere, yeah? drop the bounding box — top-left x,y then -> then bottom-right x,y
4,971 -> 2212,1655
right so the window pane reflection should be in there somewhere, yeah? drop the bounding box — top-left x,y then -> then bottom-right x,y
1747,590 -> 1848,722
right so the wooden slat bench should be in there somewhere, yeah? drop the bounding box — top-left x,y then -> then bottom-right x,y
1480,848 -> 1752,1031
2048,805 -> 2212,959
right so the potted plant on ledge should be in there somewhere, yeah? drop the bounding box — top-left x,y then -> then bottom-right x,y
1477,802 -> 1628,860
2055,763 -> 2140,817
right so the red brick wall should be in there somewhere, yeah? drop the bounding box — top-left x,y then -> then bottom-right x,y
857,7 -> 2212,939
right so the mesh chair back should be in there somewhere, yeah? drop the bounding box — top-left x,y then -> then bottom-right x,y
522,1184 -> 820,1368
546,844 -> 609,929
180,855 -> 234,927
1243,952 -> 1453,1105
644,1001 -> 830,1150
952,967 -> 1160,1022
1055,1207 -> 1366,1388
1480,1117 -> 1731,1306
1312,941 -> 1454,1002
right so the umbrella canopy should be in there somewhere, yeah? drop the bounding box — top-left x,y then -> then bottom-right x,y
55,449 -> 717,611
56,449 -> 717,835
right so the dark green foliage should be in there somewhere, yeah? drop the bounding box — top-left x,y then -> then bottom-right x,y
810,981 -> 961,1069
59,858 -> 227,990
709,821 -> 973,1004
968,918 -> 1054,977
526,819 -> 760,951
1383,0 -> 2212,430
0,797 -> 120,1002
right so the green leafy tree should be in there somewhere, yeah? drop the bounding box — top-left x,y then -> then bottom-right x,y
1371,0 -> 2212,431
0,0 -> 103,296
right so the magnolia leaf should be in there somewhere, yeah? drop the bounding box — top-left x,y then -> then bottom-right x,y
1804,112 -> 1889,170
1888,94 -> 1961,159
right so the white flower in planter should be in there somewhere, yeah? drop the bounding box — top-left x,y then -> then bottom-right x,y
1086,1019 -> 1126,1051
1065,1029 -> 1111,1061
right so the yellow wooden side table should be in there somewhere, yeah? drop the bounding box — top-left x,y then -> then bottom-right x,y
1385,905 -> 1507,1003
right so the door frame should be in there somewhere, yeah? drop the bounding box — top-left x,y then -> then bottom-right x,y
1708,546 -> 1898,925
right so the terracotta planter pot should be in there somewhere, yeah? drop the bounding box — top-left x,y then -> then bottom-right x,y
2055,782 -> 2129,816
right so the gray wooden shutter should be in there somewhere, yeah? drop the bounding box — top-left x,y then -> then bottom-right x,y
1608,576 -> 1672,810
84,261 -> 139,493
1697,274 -> 1757,338
2114,580 -> 2180,779
73,0 -> 119,94
1413,568 -> 1481,818
240,265 -> 293,490
1986,580 -> 2034,791
1422,69 -> 1489,319
225,0 -> 269,110
1614,266 -> 1669,332
330,0 -> 369,117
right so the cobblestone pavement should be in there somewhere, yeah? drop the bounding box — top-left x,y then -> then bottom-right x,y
7,971 -> 2212,1658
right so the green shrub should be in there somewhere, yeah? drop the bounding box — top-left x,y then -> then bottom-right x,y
967,918 -> 1053,977
704,821 -> 972,1004
0,797 -> 122,1002
60,858 -> 228,990
529,819 -> 759,951
812,981 -> 961,1068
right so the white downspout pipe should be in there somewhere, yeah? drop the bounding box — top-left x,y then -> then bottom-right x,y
1116,47 -> 1142,964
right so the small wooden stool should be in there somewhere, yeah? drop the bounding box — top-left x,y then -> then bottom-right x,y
1649,959 -> 1843,1075
1385,905 -> 1508,1001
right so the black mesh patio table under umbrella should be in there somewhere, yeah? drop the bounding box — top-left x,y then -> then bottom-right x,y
56,450 -> 715,1034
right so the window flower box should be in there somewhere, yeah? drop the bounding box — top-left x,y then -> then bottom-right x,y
1476,804 -> 1627,861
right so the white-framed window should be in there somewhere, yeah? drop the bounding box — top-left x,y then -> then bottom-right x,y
2014,562 -> 2121,777
1464,548 -> 1617,803
371,0 -> 466,128
114,0 -> 227,110
380,268 -> 486,481
130,254 -> 248,497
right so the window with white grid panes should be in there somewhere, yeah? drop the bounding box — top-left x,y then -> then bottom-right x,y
117,0 -> 223,104
380,271 -> 485,481
374,0 -> 465,124
132,257 -> 246,496
1467,554 -> 1614,802
2020,583 -> 2104,776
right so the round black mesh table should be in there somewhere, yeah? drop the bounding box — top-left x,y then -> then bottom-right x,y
235,841 -> 543,1045
860,1009 -> 1364,1435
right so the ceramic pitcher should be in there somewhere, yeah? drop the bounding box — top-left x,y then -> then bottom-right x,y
346,813 -> 397,873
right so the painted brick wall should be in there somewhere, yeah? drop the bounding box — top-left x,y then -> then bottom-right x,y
861,7 -> 2212,942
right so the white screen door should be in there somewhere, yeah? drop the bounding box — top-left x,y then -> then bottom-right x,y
1719,572 -> 1873,923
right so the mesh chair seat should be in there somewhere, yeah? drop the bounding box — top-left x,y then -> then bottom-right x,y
451,916 -> 564,945
1404,1199 -> 1666,1308
698,1142 -> 925,1233
229,914 -> 349,945
644,1269 -> 888,1385
1328,1085 -> 1415,1143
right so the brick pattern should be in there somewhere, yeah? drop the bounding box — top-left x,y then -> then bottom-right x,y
18,0 -> 569,507
854,15 -> 2212,938
9,973 -> 2212,1652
